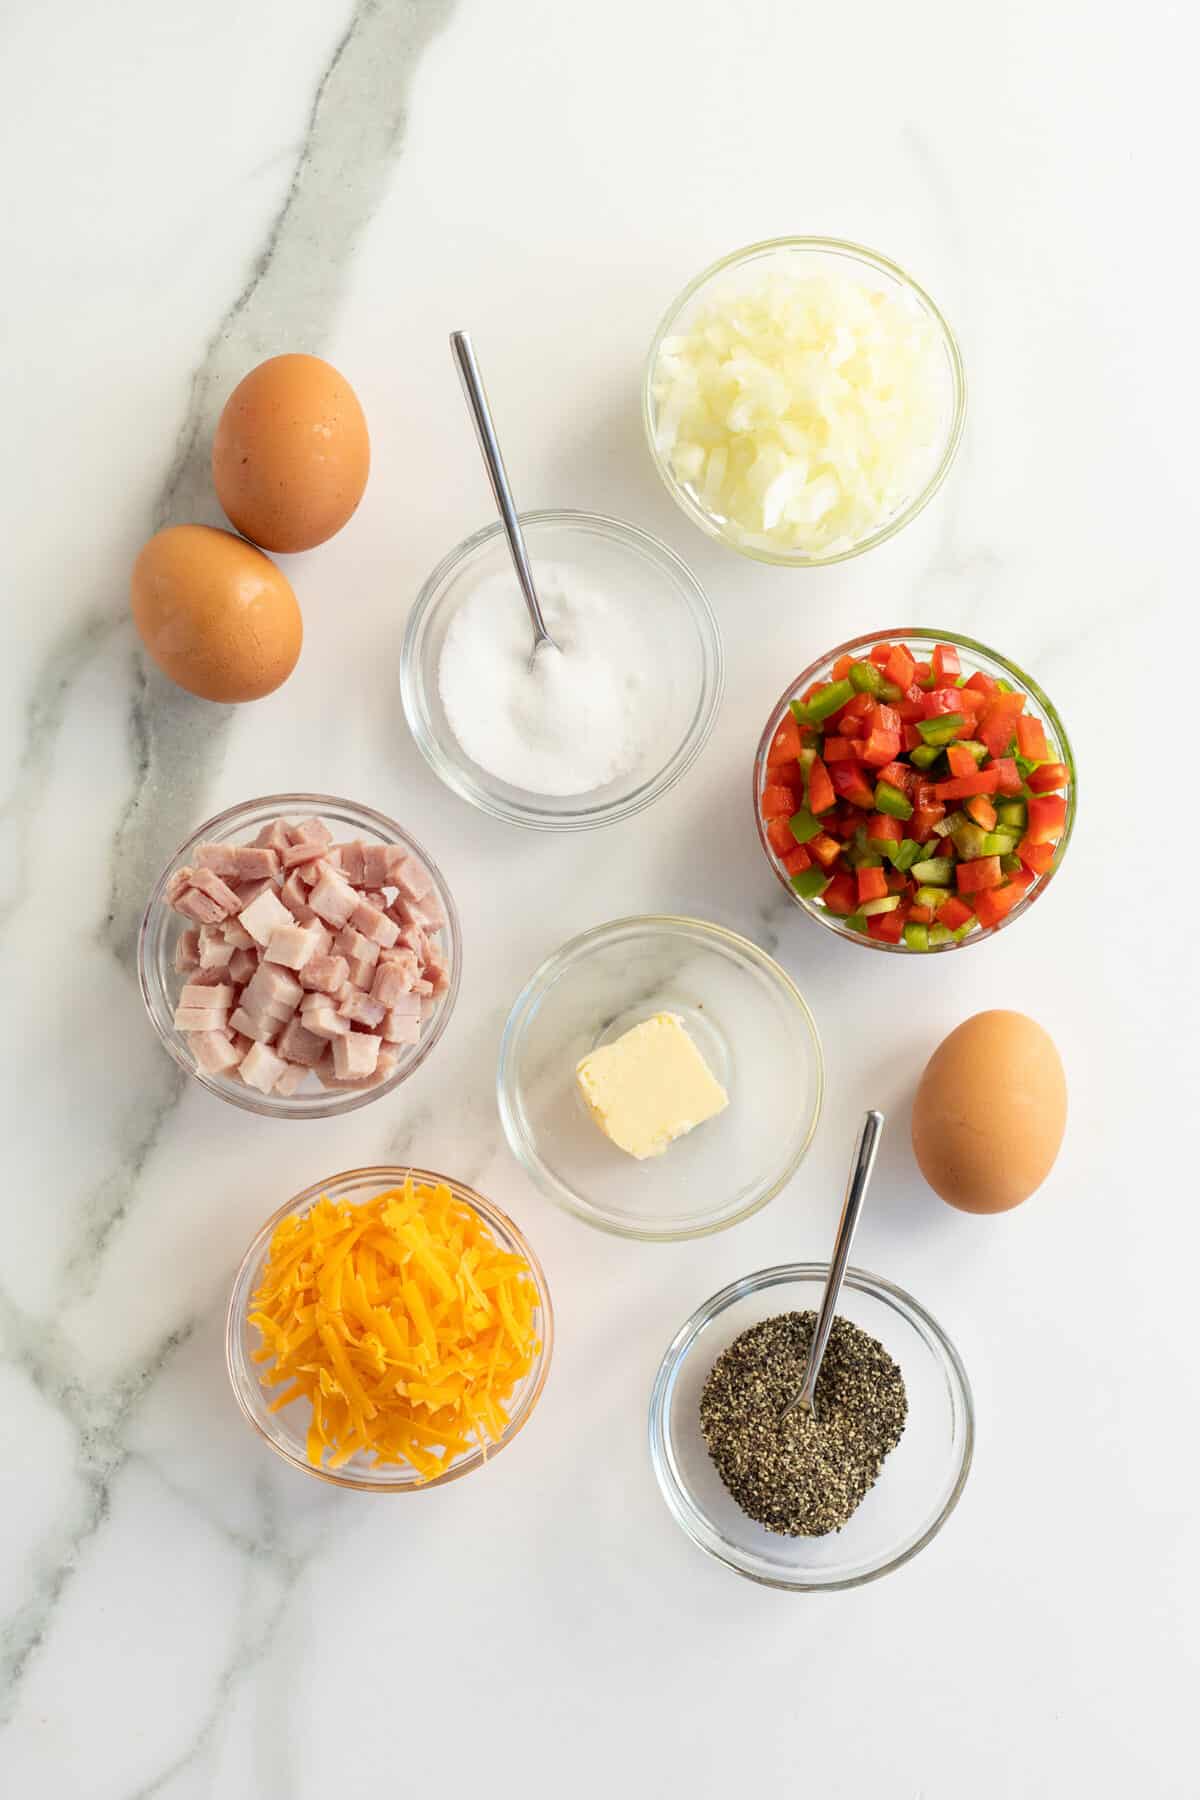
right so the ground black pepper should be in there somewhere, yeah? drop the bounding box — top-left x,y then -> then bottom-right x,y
699,1311 -> 908,1536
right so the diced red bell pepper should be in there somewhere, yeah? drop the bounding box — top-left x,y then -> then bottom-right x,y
895,685 -> 927,724
1025,793 -> 1067,844
1015,715 -> 1049,760
822,736 -> 858,762
913,780 -> 939,810
826,807 -> 858,838
885,866 -> 909,894
1027,760 -> 1070,793
964,794 -> 997,830
989,756 -> 1023,795
861,728 -> 902,768
869,642 -> 894,668
807,754 -> 836,815
876,760 -> 914,796
924,686 -> 965,719
933,768 -> 1000,800
867,812 -> 903,844
847,738 -> 868,759
931,643 -> 962,683
1008,867 -> 1036,898
938,895 -> 974,931
856,866 -> 889,903
766,815 -> 797,856
831,653 -> 854,682
964,669 -> 998,697
839,692 -> 877,727
908,904 -> 934,924
1017,836 -> 1055,875
766,714 -> 803,766
956,855 -> 1002,894
782,845 -> 812,877
954,686 -> 985,720
913,660 -> 933,688
978,690 -> 1027,757
809,832 -> 843,870
868,910 -> 905,944
831,763 -> 877,809
885,645 -> 916,690
902,722 -> 923,752
972,882 -> 1024,929
761,783 -> 797,819
822,871 -> 857,915
910,804 -> 946,842
875,704 -> 901,735
946,742 -> 980,778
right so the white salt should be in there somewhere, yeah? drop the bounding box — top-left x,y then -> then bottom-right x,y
437,562 -> 652,797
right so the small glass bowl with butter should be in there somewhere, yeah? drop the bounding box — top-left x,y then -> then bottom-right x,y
496,916 -> 824,1240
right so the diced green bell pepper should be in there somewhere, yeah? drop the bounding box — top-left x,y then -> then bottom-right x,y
787,807 -> 822,845
950,820 -> 990,859
861,894 -> 901,916
790,678 -> 853,725
980,830 -> 1017,856
887,839 -> 922,874
903,921 -> 930,951
913,884 -> 950,910
908,743 -> 943,770
874,780 -> 913,821
916,713 -> 965,747
849,659 -> 886,697
1000,851 -> 1023,874
955,740 -> 988,766
790,867 -> 831,899
842,911 -> 870,934
927,922 -> 954,946
994,799 -> 1027,832
910,857 -> 954,886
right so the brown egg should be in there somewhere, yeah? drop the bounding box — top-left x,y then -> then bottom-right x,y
131,525 -> 302,703
212,353 -> 370,552
911,1010 -> 1067,1214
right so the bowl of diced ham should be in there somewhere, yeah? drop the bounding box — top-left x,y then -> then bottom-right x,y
138,794 -> 461,1116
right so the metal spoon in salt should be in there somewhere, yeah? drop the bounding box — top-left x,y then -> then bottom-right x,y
779,1109 -> 885,1425
450,329 -> 559,670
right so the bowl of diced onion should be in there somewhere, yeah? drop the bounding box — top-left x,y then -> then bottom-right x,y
643,237 -> 966,566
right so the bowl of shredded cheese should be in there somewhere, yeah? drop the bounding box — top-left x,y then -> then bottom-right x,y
226,1167 -> 553,1490
644,237 -> 965,566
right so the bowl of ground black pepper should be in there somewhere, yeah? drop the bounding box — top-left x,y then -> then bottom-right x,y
648,1264 -> 973,1589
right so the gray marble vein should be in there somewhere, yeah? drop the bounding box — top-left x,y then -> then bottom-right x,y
1,0 -> 457,1729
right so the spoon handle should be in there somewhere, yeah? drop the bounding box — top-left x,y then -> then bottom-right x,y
782,1110 -> 885,1421
449,331 -> 554,649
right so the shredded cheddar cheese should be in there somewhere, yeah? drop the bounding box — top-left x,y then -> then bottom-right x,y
250,1178 -> 541,1479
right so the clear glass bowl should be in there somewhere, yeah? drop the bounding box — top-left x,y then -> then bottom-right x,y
225,1166 -> 553,1492
649,1263 -> 973,1589
400,510 -> 723,830
643,236 -> 966,567
754,628 -> 1076,953
138,793 -> 461,1117
497,916 -> 823,1240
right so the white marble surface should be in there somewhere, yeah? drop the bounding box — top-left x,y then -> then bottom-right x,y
2,1 -> 1197,1793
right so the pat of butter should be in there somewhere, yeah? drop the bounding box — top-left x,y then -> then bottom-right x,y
575,1012 -> 729,1160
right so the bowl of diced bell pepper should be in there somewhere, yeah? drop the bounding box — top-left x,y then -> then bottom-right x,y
754,630 -> 1075,950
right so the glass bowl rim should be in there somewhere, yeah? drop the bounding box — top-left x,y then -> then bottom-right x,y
496,913 -> 825,1240
648,1259 -> 975,1590
137,791 -> 463,1117
224,1163 -> 554,1492
642,234 -> 967,568
752,626 -> 1077,953
399,508 -> 725,832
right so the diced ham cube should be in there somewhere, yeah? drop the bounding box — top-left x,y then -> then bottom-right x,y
298,858 -> 324,887
299,994 -> 351,1038
381,1007 -> 421,1045
272,1060 -> 310,1097
243,962 -> 302,1019
239,887 -> 294,947
187,866 -> 243,917
361,890 -> 388,911
413,977 -> 434,996
338,987 -> 386,1028
255,819 -> 293,853
198,929 -> 236,970
371,954 -> 418,1007
192,1030 -> 242,1075
394,921 -> 429,963
332,1033 -> 381,1079
424,947 -> 451,994
174,1004 -> 232,1033
333,925 -> 378,967
333,841 -> 367,886
288,817 -> 332,849
308,865 -> 359,928
276,1016 -> 328,1067
239,1041 -> 289,1094
299,953 -> 349,995
195,843 -> 240,877
232,876 -> 276,909
228,947 -> 258,985
232,844 -> 280,881
165,867 -> 194,909
345,955 -> 376,989
408,892 -> 447,933
388,851 -> 433,902
222,918 -> 257,949
229,1006 -> 280,1045
348,898 -> 400,949
264,923 -> 320,970
281,839 -> 327,871
179,981 -> 233,1011
279,871 -> 316,924
173,929 -> 200,973
187,965 -> 231,987
361,844 -> 392,888
176,887 -> 226,926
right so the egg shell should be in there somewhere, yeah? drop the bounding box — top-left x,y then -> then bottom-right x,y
212,353 -> 370,553
911,1009 -> 1067,1214
130,525 -> 302,704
